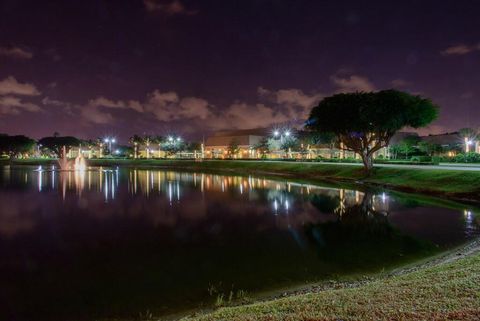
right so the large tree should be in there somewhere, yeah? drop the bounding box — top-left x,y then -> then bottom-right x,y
38,136 -> 82,157
307,90 -> 438,173
0,135 -> 36,158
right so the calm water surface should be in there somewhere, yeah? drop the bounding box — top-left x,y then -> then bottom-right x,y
0,165 -> 478,320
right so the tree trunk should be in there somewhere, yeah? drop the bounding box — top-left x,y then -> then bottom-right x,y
360,152 -> 373,175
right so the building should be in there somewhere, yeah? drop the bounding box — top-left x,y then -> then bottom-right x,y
419,132 -> 467,155
204,128 -> 267,158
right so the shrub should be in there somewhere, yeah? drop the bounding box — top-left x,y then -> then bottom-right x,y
411,156 -> 432,162
453,152 -> 480,163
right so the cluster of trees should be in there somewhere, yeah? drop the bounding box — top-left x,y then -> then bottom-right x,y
389,135 -> 439,159
0,131 -> 204,160
389,127 -> 479,160
0,134 -> 36,158
224,131 -> 336,159
129,134 -> 201,156
0,133 -> 91,159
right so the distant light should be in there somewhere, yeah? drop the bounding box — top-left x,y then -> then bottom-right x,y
111,138 -> 116,143
285,131 -> 291,137
273,131 -> 279,137
168,136 -> 173,142
115,149 -> 120,154
176,137 -> 182,142
467,140 -> 473,145
104,138 -> 109,143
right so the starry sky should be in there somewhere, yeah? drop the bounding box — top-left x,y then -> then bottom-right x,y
0,0 -> 479,142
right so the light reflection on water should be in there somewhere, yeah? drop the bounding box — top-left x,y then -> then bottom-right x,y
0,165 -> 479,320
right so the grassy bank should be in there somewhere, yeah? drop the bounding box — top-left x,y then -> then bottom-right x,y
4,158 -> 480,201
182,245 -> 480,321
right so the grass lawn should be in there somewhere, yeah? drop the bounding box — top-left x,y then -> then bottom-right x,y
182,249 -> 480,321
4,158 -> 480,200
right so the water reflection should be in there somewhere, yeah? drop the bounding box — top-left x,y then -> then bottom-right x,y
0,166 -> 477,241
0,166 -> 479,320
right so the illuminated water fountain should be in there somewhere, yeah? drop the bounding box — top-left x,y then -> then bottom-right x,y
58,146 -> 87,171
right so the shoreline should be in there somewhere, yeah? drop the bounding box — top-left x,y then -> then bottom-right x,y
181,238 -> 480,321
4,158 -> 480,204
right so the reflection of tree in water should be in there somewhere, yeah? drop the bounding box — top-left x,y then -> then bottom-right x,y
306,191 -> 436,272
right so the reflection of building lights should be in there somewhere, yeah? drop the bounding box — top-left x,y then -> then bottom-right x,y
464,210 -> 473,222
382,192 -> 386,203
273,199 -> 278,213
38,170 -> 42,192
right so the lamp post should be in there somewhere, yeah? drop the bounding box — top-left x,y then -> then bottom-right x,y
103,137 -> 116,155
273,130 -> 292,157
465,137 -> 473,153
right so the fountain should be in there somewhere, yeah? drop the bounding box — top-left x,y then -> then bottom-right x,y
58,146 -> 87,171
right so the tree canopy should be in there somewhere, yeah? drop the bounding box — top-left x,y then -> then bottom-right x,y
0,134 -> 36,158
38,136 -> 82,157
307,90 -> 438,172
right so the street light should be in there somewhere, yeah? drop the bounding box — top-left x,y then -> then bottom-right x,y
103,137 -> 116,154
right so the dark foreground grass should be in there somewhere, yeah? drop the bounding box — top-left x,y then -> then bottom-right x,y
182,250 -> 480,321
5,158 -> 480,200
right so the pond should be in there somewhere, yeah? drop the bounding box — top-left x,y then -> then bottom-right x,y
0,165 -> 478,320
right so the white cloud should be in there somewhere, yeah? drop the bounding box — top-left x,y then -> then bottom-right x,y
143,0 -> 196,15
441,44 -> 477,56
0,96 -> 41,116
42,97 -> 67,107
258,87 -> 322,109
0,76 -> 41,96
0,46 -> 33,59
257,87 -> 323,121
88,96 -> 144,113
144,90 -> 212,121
79,91 -> 212,125
331,74 -> 376,93
209,102 -> 291,130
179,97 -> 211,119
80,105 -> 114,125
410,124 -> 448,136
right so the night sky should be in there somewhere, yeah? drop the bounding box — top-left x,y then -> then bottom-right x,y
0,0 -> 479,142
